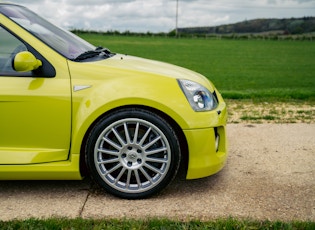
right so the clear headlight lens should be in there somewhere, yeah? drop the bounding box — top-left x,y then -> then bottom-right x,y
178,79 -> 218,112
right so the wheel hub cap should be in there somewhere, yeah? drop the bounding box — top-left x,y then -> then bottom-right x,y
94,118 -> 172,194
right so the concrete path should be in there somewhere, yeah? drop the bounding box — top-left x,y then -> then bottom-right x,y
1,124 -> 314,221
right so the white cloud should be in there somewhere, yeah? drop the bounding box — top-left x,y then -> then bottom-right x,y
9,0 -> 315,32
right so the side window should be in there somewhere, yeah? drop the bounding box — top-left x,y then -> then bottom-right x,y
0,26 -> 27,75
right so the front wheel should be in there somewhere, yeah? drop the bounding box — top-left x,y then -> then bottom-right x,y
85,108 -> 181,199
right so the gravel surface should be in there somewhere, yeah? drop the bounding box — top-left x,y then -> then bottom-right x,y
0,123 -> 314,221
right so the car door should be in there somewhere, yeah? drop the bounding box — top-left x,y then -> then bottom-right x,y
0,25 -> 72,164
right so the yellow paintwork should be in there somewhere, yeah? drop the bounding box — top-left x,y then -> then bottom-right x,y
0,155 -> 81,180
0,7 -> 228,180
13,51 -> 42,72
185,126 -> 227,179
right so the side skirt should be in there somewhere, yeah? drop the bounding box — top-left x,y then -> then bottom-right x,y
0,155 -> 82,180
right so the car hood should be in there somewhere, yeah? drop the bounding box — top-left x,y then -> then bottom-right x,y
72,53 -> 214,90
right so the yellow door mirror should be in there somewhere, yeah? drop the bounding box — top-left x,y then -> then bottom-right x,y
13,51 -> 42,72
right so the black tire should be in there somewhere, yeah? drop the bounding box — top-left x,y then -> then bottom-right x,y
85,108 -> 181,199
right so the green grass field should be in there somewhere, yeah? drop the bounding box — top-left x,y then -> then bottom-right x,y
77,34 -> 315,100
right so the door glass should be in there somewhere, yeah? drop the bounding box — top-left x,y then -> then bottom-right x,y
0,26 -> 27,75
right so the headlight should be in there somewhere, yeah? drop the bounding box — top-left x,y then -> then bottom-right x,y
178,79 -> 218,112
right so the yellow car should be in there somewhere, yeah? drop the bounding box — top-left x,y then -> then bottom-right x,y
0,3 -> 227,199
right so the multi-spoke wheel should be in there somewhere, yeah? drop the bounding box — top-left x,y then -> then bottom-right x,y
85,108 -> 181,199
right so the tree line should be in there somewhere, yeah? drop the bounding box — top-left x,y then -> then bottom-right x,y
71,17 -> 315,41
176,17 -> 315,35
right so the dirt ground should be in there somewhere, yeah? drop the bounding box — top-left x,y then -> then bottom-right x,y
0,101 -> 314,221
79,123 -> 315,222
227,100 -> 315,124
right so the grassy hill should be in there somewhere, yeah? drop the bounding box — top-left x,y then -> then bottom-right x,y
177,17 -> 315,35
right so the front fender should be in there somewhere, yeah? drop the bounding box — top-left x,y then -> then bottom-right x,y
69,77 -> 189,155
68,60 -> 227,157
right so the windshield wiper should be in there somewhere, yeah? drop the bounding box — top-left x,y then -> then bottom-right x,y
72,47 -> 113,61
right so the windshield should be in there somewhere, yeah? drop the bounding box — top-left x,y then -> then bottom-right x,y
0,4 -> 96,60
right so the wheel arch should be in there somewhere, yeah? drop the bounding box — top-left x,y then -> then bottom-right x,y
79,105 -> 189,178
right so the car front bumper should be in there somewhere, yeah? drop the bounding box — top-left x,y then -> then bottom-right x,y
184,125 -> 227,179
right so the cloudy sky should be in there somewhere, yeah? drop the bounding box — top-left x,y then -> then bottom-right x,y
7,0 -> 315,32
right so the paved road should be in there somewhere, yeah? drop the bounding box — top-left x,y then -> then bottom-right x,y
1,124 -> 314,221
